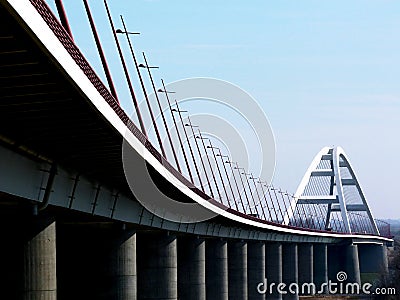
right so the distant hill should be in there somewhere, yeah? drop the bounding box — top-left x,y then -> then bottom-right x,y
383,219 -> 400,237
383,219 -> 400,228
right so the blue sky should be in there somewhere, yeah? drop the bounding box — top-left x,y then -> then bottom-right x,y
45,1 -> 400,218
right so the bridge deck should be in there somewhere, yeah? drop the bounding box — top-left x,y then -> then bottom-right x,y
0,0 -> 392,244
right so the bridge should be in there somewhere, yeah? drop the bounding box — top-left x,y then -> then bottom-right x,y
0,0 -> 393,299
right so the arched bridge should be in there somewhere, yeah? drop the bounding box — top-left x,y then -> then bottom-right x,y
0,0 -> 393,299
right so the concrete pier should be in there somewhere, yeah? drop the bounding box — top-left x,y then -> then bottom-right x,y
345,244 -> 361,285
206,239 -> 228,300
23,218 -> 57,300
178,237 -> 206,300
298,244 -> 313,295
111,230 -> 137,300
313,244 -> 328,293
247,241 -> 266,300
266,243 -> 283,300
228,240 -> 248,300
282,243 -> 298,300
137,232 -> 177,300
358,244 -> 388,278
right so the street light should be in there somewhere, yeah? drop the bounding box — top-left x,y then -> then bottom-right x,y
233,164 -> 254,215
157,88 -> 176,94
111,14 -> 147,135
207,144 -> 231,208
240,171 -> 260,215
215,151 -> 238,211
224,160 -> 246,212
185,119 -> 213,197
115,29 -> 140,35
247,174 -> 267,220
167,105 -> 194,184
138,63 -> 159,69
137,52 -> 181,169
257,179 -> 278,222
172,101 -> 204,192
196,133 -> 221,200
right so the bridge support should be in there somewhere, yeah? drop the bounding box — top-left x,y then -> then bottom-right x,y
23,217 -> 57,300
266,243 -> 283,300
111,229 -> 137,300
138,232 -> 177,300
328,244 -> 361,286
282,243 -> 298,300
298,244 -> 313,295
228,240 -> 248,299
345,244 -> 361,285
178,237 -> 206,300
247,241 -> 266,300
206,239 -> 228,300
313,244 -> 328,293
358,244 -> 388,281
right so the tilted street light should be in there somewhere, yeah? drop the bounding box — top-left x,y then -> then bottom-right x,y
207,144 -> 231,208
215,152 -> 238,211
138,53 -> 181,170
196,133 -> 221,200
172,102 -> 204,191
224,160 -> 246,212
184,119 -> 213,197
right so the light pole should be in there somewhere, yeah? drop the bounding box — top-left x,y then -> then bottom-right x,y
157,82 -> 186,174
207,143 -> 231,208
196,133 -> 221,200
242,173 -> 261,218
129,54 -> 167,157
216,152 -> 238,211
184,118 -> 213,197
233,164 -> 253,215
248,175 -> 267,220
138,53 -> 180,168
172,101 -> 204,191
258,180 -> 278,222
103,3 -> 146,134
225,160 -> 246,213
270,186 -> 286,223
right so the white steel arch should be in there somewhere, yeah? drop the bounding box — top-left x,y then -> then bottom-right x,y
283,146 -> 379,235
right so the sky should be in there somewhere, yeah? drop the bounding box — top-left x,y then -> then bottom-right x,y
45,1 -> 400,219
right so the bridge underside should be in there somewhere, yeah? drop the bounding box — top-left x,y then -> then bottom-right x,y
0,2 -> 127,193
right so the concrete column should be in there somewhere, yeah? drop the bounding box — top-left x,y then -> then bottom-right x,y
178,237 -> 205,300
228,240 -> 248,300
345,244 -> 361,285
298,244 -> 313,295
265,243 -> 282,300
313,244 -> 328,293
111,230 -> 137,300
358,244 -> 388,277
137,232 -> 177,300
23,218 -> 57,300
282,243 -> 298,300
248,241 -> 266,300
328,244 -> 361,286
206,239 -> 228,300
